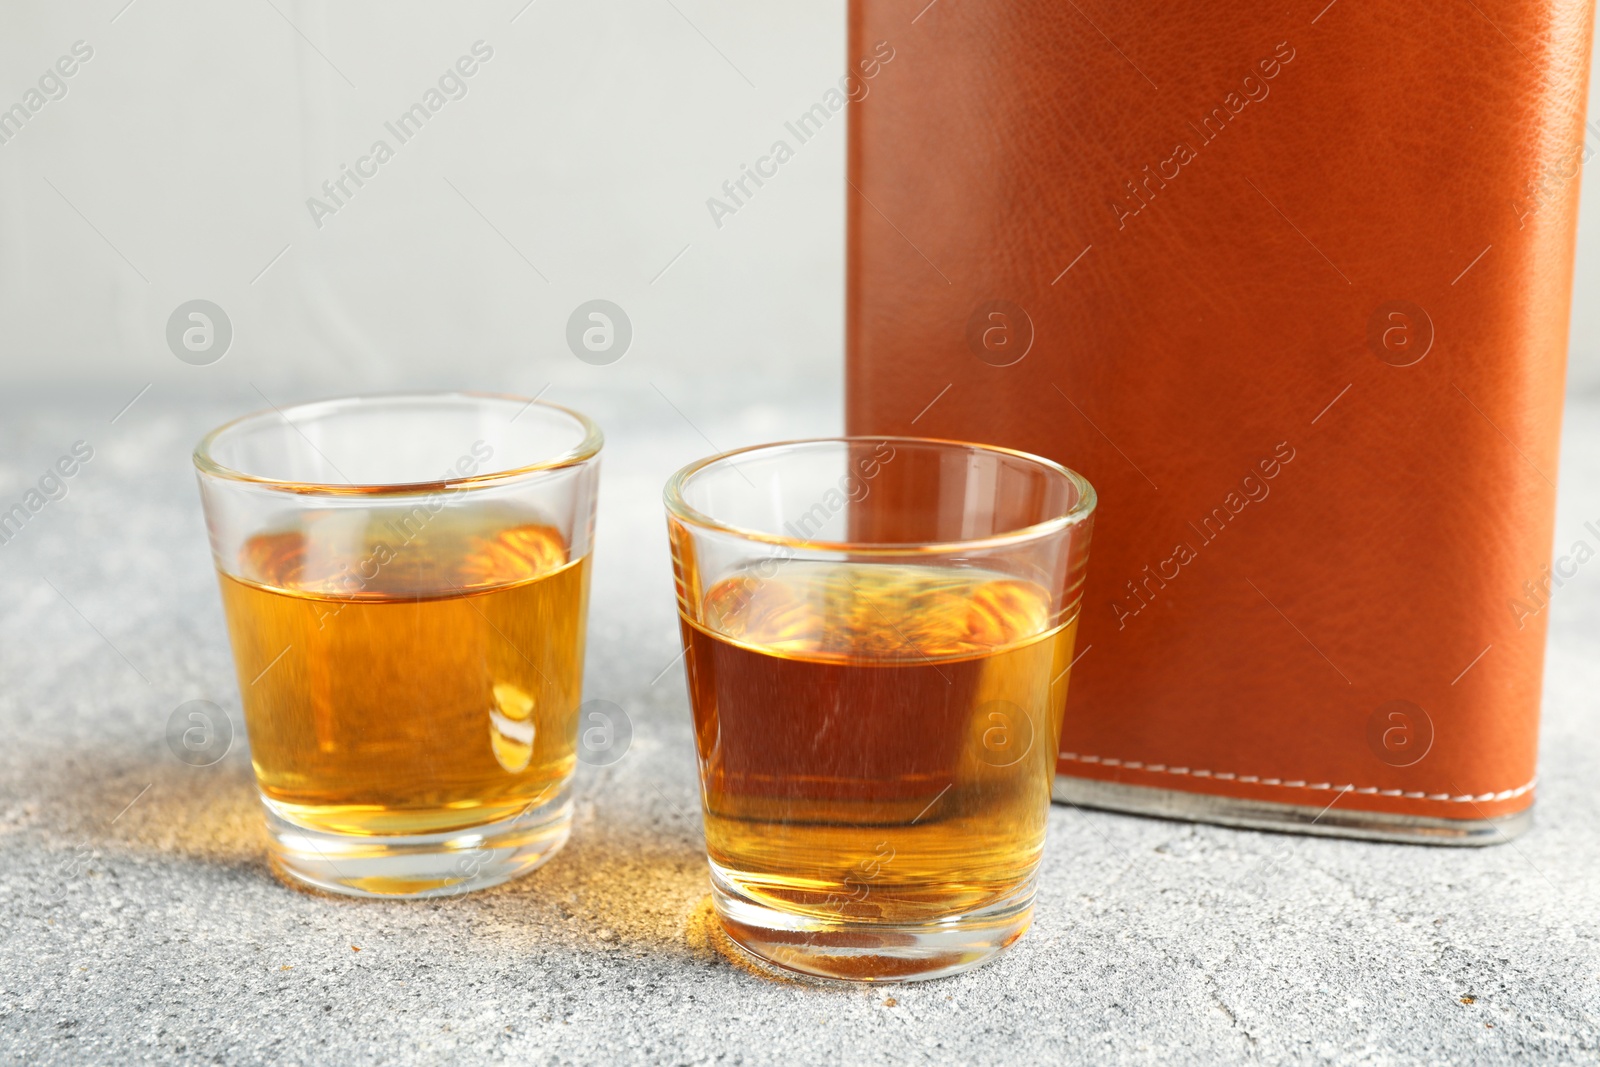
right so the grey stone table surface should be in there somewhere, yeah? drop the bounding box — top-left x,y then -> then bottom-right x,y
1,382 -> 1597,1067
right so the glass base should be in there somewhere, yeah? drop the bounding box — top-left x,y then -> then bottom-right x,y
262,789 -> 572,899
708,860 -> 1034,982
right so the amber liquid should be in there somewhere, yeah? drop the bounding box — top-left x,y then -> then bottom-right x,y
219,506 -> 588,837
683,560 -> 1076,923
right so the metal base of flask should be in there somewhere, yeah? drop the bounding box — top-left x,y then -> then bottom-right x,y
1052,776 -> 1533,846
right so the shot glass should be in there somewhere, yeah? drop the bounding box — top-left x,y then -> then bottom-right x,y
194,392 -> 602,898
664,437 -> 1095,980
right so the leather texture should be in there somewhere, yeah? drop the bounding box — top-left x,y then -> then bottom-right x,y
846,0 -> 1595,821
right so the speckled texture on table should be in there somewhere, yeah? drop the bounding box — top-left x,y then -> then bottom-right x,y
1,383 -> 1597,1066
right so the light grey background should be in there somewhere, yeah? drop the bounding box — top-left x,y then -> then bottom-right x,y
0,1 -> 1594,401
0,0 -> 851,401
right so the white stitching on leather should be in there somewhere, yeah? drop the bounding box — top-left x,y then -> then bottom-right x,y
1057,752 -> 1537,804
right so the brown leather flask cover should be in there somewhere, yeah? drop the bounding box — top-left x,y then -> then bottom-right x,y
845,0 -> 1595,820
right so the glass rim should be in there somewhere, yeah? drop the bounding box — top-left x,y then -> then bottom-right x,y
662,435 -> 1097,555
192,390 -> 604,496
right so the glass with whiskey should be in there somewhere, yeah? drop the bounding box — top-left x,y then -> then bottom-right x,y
194,393 -> 601,898
665,437 -> 1094,980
